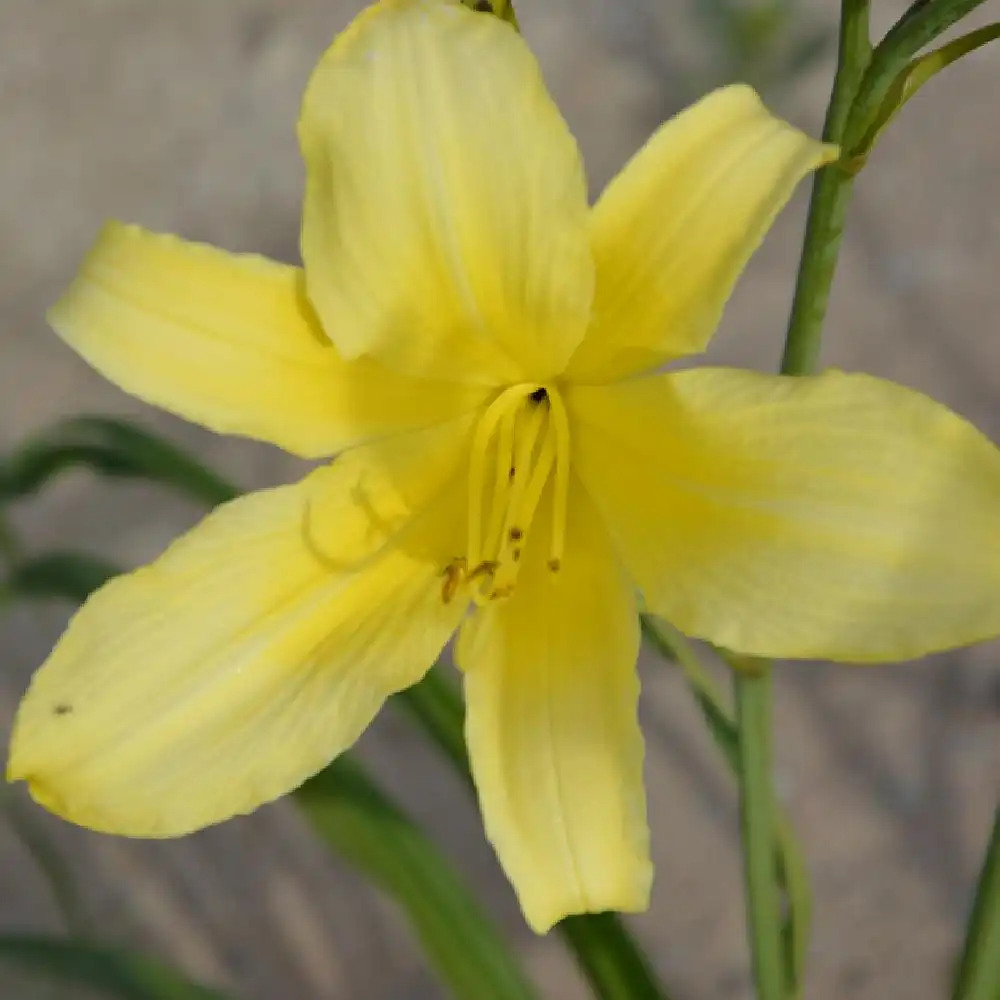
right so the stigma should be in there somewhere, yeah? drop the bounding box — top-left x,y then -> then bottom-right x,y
442,383 -> 570,604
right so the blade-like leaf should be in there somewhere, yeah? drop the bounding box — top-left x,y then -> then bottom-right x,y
296,757 -> 539,1000
6,552 -> 119,603
0,936 -> 231,1000
1,417 -> 236,507
857,22 -> 1000,153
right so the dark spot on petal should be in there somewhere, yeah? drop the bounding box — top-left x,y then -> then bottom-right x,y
53,704 -> 73,716
508,466 -> 516,480
512,547 -> 521,562
547,558 -> 561,572
473,0 -> 494,10
509,526 -> 523,541
529,387 -> 548,403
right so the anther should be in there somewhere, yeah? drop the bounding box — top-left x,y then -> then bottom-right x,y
529,387 -> 548,403
441,558 -> 466,604
509,527 -> 523,541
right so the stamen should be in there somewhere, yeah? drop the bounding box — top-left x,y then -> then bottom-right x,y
546,387 -> 572,571
505,426 -> 555,555
498,400 -> 547,546
466,384 -> 535,570
455,381 -> 572,605
441,558 -> 466,604
481,404 -> 518,562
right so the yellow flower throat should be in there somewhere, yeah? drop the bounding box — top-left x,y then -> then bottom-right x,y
443,383 -> 570,605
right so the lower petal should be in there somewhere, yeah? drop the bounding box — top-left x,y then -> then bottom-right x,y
457,486 -> 651,933
7,420 -> 471,835
570,370 -> 1000,661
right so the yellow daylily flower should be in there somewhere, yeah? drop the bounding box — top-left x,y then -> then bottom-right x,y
10,0 -> 1000,934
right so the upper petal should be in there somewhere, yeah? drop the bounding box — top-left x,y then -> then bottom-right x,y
566,86 -> 837,383
7,419 -> 471,836
299,0 -> 593,385
570,370 -> 1000,662
51,222 -> 488,458
457,486 -> 651,932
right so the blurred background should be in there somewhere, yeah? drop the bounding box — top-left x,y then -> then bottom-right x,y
1,0 -> 998,997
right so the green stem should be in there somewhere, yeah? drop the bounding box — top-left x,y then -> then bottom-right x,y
781,0 -> 870,376
952,803 -> 1000,1000
395,669 -> 674,1000
734,670 -> 786,1000
757,7 -> 873,995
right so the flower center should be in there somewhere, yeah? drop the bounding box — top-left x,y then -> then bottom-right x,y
442,383 -> 570,604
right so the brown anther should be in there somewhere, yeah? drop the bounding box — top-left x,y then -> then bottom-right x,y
441,558 -> 467,604
547,557 -> 561,572
509,526 -> 523,541
468,560 -> 498,582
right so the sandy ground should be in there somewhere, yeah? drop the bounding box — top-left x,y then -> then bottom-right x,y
1,1 -> 998,998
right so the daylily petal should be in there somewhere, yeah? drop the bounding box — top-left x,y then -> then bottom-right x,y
299,0 -> 593,385
7,419 -> 471,835
51,222 -> 488,457
457,487 -> 650,932
570,370 -> 1000,661
567,86 -> 837,383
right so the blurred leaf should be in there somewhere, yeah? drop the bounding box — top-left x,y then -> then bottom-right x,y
6,552 -> 119,603
856,22 -> 1000,154
0,936 -> 231,1000
1,789 -> 89,936
1,417 -> 236,507
296,757 -> 539,1000
641,617 -> 811,998
952,803 -> 1000,1000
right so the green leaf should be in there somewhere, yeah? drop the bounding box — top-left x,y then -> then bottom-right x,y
844,0 -> 991,152
952,804 -> 1000,1000
0,789 -> 89,936
1,417 -> 236,507
641,617 -> 812,999
6,552 -> 119,603
0,936 -> 231,1000
295,757 -> 539,1000
856,22 -> 1000,154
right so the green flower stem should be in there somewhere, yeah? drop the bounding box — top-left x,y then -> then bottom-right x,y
396,669 -> 674,1000
780,0 -> 870,376
952,803 -> 1000,1000
642,620 -> 812,998
733,669 -> 786,1000
742,6 -> 873,996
